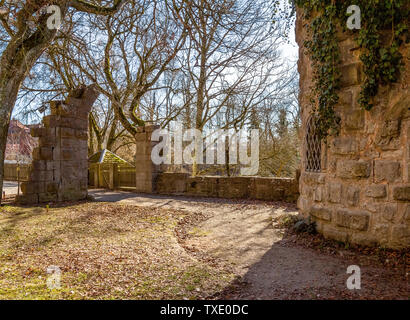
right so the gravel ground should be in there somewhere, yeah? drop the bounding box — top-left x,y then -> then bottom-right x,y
89,190 -> 409,300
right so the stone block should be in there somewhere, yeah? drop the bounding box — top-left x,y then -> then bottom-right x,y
218,177 -> 250,199
60,138 -> 77,149
390,225 -> 410,247
336,160 -> 371,179
61,149 -> 76,161
252,178 -> 291,201
392,185 -> 410,201
21,182 -> 45,195
61,190 -> 87,202
52,100 -> 89,119
297,196 -> 309,213
75,130 -> 88,140
374,161 -> 401,183
300,184 -> 312,198
380,120 -> 400,139
30,170 -> 54,182
344,109 -> 365,131
340,63 -> 362,87
42,115 -> 60,128
322,224 -> 348,242
53,166 -> 61,182
332,137 -> 358,155
60,117 -> 82,129
381,203 -> 397,222
366,185 -> 387,198
16,194 -> 39,205
61,128 -> 75,138
346,186 -> 360,206
36,147 -> 53,161
350,231 -> 380,247
310,206 -> 332,221
335,209 -> 369,231
364,201 -> 378,213
46,161 -> 58,171
38,132 -> 57,147
38,193 -> 58,203
46,183 -> 59,194
405,205 -> 410,221
302,172 -> 326,185
374,224 -> 390,242
30,127 -> 46,137
74,118 -> 88,130
313,186 -> 324,202
187,177 -> 219,198
328,182 -> 342,203
32,160 -> 46,171
339,39 -> 357,64
52,147 -> 61,160
338,89 -> 353,106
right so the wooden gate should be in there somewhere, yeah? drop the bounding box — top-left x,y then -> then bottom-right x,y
89,163 -> 136,190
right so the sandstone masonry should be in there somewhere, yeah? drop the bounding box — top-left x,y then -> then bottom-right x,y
134,126 -> 300,203
296,10 -> 410,248
17,85 -> 99,204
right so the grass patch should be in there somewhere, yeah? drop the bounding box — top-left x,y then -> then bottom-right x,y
0,202 -> 234,300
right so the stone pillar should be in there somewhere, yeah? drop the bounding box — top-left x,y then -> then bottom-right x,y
17,85 -> 99,204
296,10 -> 409,248
135,125 -> 161,193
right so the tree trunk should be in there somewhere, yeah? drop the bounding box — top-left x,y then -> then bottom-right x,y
193,37 -> 207,177
0,10 -> 66,203
106,118 -> 119,151
0,1 -> 125,203
0,78 -> 27,204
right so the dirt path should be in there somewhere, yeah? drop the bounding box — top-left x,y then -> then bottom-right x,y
89,190 -> 409,300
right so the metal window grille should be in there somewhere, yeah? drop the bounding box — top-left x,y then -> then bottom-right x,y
305,116 -> 322,172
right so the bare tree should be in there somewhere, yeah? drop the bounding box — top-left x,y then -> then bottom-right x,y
170,0 -> 291,175
0,0 -> 126,203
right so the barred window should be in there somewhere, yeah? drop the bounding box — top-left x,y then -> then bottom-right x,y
305,116 -> 322,172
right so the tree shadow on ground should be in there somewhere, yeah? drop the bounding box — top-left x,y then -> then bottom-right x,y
212,232 -> 409,300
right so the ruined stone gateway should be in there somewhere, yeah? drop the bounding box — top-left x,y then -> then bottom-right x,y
296,14 -> 410,248
17,85 -> 99,204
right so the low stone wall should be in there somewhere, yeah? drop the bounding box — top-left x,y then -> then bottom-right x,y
156,173 -> 299,203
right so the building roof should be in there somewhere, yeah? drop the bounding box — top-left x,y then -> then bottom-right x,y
88,149 -> 133,165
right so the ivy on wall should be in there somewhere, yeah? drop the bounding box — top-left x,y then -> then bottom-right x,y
296,0 -> 409,138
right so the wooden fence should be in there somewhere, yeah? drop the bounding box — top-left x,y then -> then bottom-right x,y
89,163 -> 136,190
3,164 -> 31,182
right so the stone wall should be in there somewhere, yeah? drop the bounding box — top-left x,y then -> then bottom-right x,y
134,126 -> 299,202
156,173 -> 299,203
296,11 -> 410,248
17,85 -> 99,204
